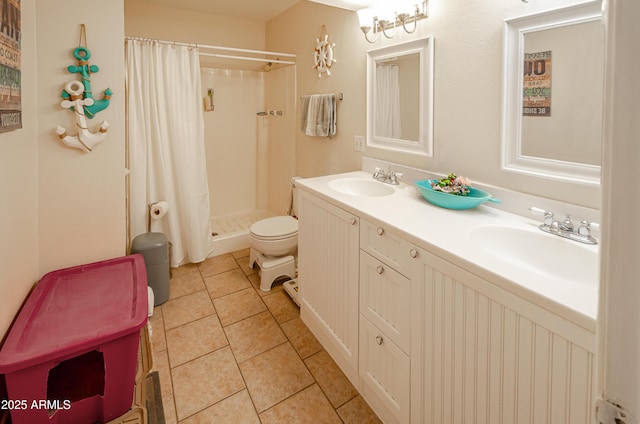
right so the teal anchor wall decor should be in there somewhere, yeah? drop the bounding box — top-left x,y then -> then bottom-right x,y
56,25 -> 112,152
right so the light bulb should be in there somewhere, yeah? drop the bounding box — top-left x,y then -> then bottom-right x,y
357,8 -> 376,29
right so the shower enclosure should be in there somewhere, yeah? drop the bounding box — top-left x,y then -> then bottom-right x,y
126,38 -> 296,264
200,54 -> 297,256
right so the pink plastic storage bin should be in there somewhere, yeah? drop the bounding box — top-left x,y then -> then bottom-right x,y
0,255 -> 148,424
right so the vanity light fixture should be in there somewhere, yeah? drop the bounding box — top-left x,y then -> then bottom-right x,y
357,1 -> 429,43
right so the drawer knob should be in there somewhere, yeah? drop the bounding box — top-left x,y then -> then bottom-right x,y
375,335 -> 384,345
350,217 -> 357,225
376,265 -> 384,274
376,227 -> 385,236
409,248 -> 418,258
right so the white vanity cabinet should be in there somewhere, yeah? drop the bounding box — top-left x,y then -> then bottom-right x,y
358,220 -> 412,424
297,180 -> 596,424
409,245 -> 596,424
297,189 -> 360,383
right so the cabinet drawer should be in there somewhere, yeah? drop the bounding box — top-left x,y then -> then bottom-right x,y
359,315 -> 410,424
360,219 -> 411,275
360,251 -> 411,353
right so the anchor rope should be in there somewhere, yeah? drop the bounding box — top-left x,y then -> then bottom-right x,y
79,24 -> 91,76
79,24 -> 88,50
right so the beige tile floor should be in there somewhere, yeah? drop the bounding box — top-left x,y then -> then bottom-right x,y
148,248 -> 382,423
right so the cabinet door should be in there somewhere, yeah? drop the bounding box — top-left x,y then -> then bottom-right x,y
298,190 -> 360,380
360,315 -> 410,424
410,246 -> 596,424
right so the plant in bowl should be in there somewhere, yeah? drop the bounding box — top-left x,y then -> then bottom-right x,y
430,173 -> 472,195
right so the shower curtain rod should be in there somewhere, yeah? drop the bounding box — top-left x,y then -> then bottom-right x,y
125,36 -> 296,65
199,52 -> 295,65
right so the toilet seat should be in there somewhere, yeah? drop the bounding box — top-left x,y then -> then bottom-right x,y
249,215 -> 299,292
250,216 -> 298,240
249,216 -> 298,258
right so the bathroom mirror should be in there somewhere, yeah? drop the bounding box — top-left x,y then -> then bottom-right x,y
501,1 -> 604,185
366,37 -> 434,156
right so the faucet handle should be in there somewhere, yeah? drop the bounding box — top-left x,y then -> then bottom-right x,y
578,220 -> 600,235
390,172 -> 403,184
528,207 -> 548,216
575,220 -> 599,244
578,220 -> 591,236
529,207 -> 554,226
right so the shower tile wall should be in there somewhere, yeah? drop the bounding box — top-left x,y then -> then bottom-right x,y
201,68 -> 266,219
265,65 -> 297,215
201,66 -> 297,228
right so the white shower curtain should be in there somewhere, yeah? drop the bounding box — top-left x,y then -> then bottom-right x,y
375,64 -> 402,139
126,39 -> 212,266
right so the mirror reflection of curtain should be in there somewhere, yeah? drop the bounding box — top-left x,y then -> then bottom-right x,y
375,64 -> 402,138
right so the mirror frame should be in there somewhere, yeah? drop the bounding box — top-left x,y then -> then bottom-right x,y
366,36 -> 434,157
501,1 -> 603,186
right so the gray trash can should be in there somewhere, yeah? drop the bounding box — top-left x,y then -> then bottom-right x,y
131,232 -> 170,306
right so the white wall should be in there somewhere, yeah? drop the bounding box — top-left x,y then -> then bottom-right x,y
267,1 -> 366,178
36,0 -> 126,275
268,0 -> 600,209
391,0 -> 600,209
124,2 -> 266,53
0,1 -> 38,338
0,1 -> 126,339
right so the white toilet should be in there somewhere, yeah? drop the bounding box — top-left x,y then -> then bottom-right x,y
249,215 -> 298,292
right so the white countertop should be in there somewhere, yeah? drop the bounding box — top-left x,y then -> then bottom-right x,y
296,171 -> 598,332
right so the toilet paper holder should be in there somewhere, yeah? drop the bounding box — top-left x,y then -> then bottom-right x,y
147,201 -> 169,232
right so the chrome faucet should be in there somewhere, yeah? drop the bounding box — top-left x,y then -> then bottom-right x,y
560,215 -> 574,232
529,207 -> 598,244
373,167 -> 403,185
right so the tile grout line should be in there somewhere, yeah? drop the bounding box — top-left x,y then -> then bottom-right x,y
226,254 -> 305,420
156,251 -> 373,423
231,253 -> 356,421
152,309 -> 178,423
231,255 -> 351,421
229,253 -> 329,420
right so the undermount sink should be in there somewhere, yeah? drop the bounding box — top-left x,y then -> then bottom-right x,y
328,177 -> 395,197
468,224 -> 599,287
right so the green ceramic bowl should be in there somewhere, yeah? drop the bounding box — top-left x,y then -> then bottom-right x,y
415,180 -> 501,210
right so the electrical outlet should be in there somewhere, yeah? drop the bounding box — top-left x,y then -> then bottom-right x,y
354,135 -> 365,152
